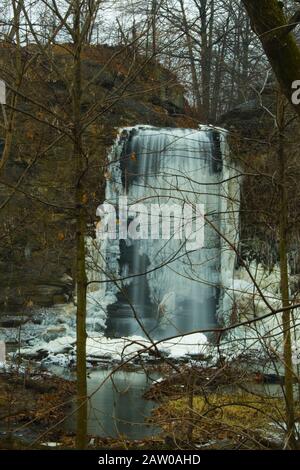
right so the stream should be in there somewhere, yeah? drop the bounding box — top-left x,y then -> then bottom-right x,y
65,368 -> 161,439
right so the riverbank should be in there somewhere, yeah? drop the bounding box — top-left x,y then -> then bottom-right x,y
0,366 -> 75,449
1,357 -> 298,450
145,363 -> 300,450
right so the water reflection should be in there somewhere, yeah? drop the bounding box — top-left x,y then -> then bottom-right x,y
67,368 -> 160,439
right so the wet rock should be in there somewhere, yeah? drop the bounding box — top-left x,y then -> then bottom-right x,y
52,294 -> 69,305
59,273 -> 73,285
93,321 -> 105,333
0,44 -> 191,313
41,353 -> 71,367
0,316 -> 29,328
42,326 -> 67,342
21,348 -> 49,360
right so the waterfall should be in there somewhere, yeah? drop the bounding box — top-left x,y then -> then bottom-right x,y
91,125 -> 240,340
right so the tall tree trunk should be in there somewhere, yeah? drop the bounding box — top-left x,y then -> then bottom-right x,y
73,1 -> 88,450
179,0 -> 202,116
240,15 -> 250,99
0,0 -> 23,173
277,94 -> 296,449
211,32 -> 226,122
241,0 -> 300,118
200,0 -> 211,122
151,0 -> 157,56
7,0 -> 23,42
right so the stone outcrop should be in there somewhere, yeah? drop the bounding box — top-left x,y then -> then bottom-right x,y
218,87 -> 300,272
0,43 -> 195,314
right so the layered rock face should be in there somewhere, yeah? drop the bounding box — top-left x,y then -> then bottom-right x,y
0,43 -> 195,314
219,88 -> 300,273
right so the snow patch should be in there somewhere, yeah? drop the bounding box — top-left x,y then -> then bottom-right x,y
18,332 -> 208,365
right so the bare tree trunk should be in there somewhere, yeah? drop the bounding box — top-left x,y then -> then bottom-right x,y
179,0 -> 202,116
277,94 -> 296,449
211,30 -> 226,122
199,0 -> 212,122
242,0 -> 300,118
0,0 -> 23,173
7,0 -> 23,42
72,0 -> 88,450
151,0 -> 157,56
240,15 -> 250,98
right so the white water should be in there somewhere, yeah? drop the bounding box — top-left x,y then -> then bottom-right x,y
89,125 -> 240,339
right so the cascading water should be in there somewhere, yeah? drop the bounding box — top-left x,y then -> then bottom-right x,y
89,125 -> 239,340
